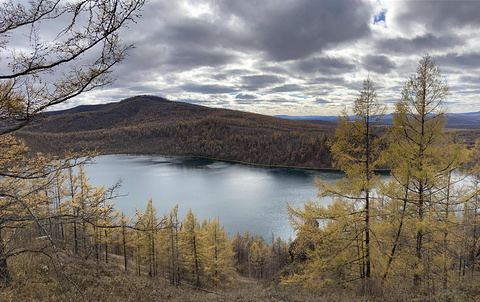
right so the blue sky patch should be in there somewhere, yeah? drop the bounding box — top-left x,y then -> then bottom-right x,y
374,9 -> 386,24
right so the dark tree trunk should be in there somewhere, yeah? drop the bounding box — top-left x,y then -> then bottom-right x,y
0,228 -> 10,283
105,229 -> 108,263
122,223 -> 127,272
0,258 -> 10,284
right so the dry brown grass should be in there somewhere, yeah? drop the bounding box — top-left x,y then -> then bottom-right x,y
2,253 -> 480,302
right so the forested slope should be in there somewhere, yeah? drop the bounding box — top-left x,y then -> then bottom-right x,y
17,95 -> 335,168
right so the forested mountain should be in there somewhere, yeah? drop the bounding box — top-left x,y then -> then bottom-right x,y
17,95 -> 335,168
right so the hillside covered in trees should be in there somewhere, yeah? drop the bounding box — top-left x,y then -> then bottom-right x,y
17,95 -> 335,169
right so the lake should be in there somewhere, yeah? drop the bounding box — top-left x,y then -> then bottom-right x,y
83,155 -> 345,240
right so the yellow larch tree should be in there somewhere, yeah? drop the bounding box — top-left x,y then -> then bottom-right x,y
382,54 -> 469,290
179,208 -> 204,287
134,198 -> 160,277
201,217 -> 235,287
249,237 -> 271,280
286,77 -> 385,290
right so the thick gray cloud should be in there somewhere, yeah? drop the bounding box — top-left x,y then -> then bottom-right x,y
253,0 -> 372,61
376,34 -> 462,54
308,76 -> 348,87
393,1 -> 480,32
363,55 -> 395,74
315,98 -> 331,104
215,0 -> 372,61
270,84 -> 304,93
235,93 -> 257,100
459,76 -> 480,85
295,57 -> 356,75
270,97 -> 292,103
166,48 -> 236,70
181,83 -> 237,94
241,75 -> 285,91
51,0 -> 480,115
235,99 -> 258,105
436,53 -> 480,70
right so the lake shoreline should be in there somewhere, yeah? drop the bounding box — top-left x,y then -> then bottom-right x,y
99,151 -> 391,173
98,151 -> 338,171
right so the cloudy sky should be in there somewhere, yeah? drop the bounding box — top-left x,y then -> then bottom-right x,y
68,0 -> 480,116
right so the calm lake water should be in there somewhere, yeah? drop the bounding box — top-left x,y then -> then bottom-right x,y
83,155 -> 346,240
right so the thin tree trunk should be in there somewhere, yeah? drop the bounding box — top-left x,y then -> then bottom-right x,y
175,218 -> 180,284
0,257 -> 10,284
105,229 -> 108,264
95,226 -> 99,262
0,228 -> 10,284
214,224 -> 218,287
151,230 -> 156,277
122,222 -> 127,273
382,184 -> 409,283
414,82 -> 427,287
193,234 -> 200,287
364,105 -> 371,280
471,191 -> 479,280
414,185 -> 424,286
170,222 -> 176,284
442,172 -> 452,289
136,243 -> 141,276
73,217 -> 78,254
365,190 -> 371,279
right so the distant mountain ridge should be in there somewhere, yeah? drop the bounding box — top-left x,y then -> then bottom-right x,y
35,95 -> 215,133
276,112 -> 480,129
275,115 -> 339,122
